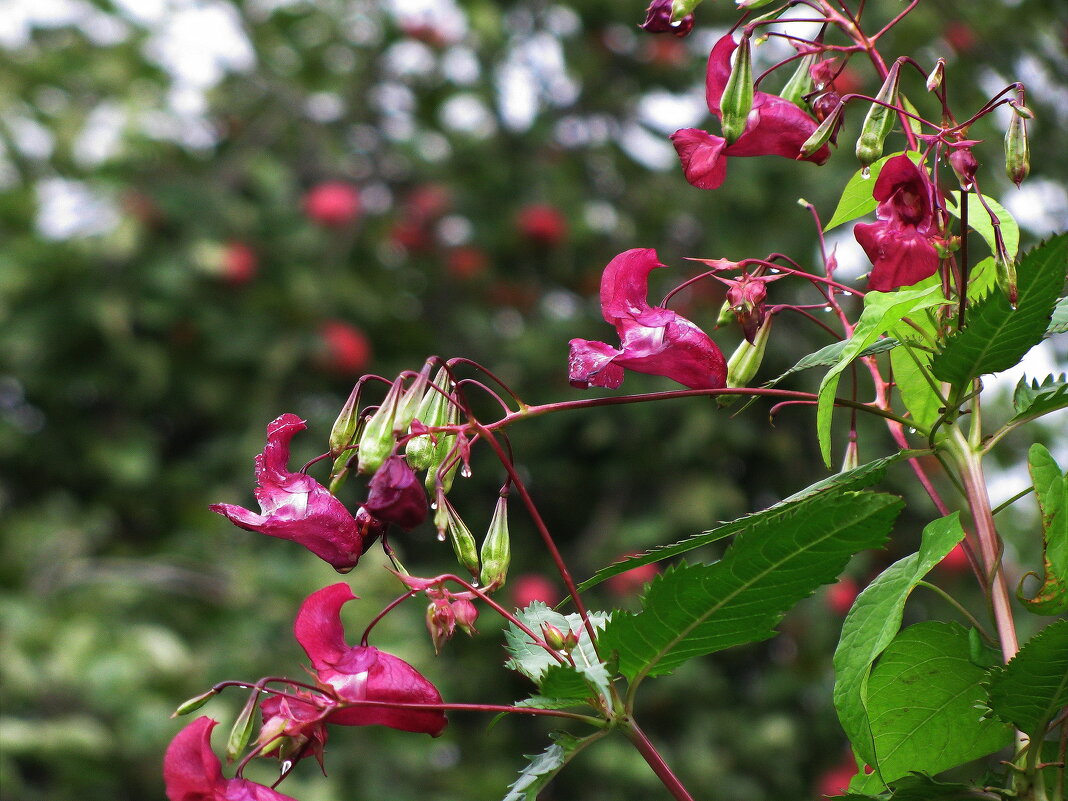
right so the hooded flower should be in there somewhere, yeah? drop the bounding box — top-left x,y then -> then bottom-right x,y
210,414 -> 363,573
853,154 -> 942,291
295,583 -> 448,736
256,691 -> 329,772
363,455 -> 428,530
164,717 -> 299,801
672,34 -> 830,190
569,248 -> 727,390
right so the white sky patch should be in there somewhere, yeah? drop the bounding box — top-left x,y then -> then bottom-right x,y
142,3 -> 255,90
35,178 -> 120,240
440,94 -> 497,138
384,0 -> 466,43
4,112 -> 55,161
495,31 -> 579,132
73,102 -> 125,167
1003,178 -> 1068,238
617,121 -> 678,170
821,227 -> 870,284
305,92 -> 345,123
638,89 -> 707,135
441,46 -> 480,85
384,40 -> 437,78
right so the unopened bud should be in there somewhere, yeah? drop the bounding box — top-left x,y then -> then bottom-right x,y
406,368 -> 451,470
392,360 -> 433,435
172,688 -> 219,717
716,298 -> 737,328
855,61 -> 901,167
452,598 -> 479,636
424,397 -> 460,494
357,384 -> 404,474
329,383 -> 363,456
227,693 -> 259,763
726,275 -> 769,343
801,102 -> 844,157
840,439 -> 859,472
254,716 -> 288,757
1004,103 -> 1030,187
780,53 -> 816,108
994,228 -> 1018,307
541,622 -> 568,651
442,498 -> 480,579
926,59 -> 945,92
426,597 -> 455,655
719,315 -> 772,407
479,495 -> 511,590
720,36 -> 754,145
949,147 -> 979,191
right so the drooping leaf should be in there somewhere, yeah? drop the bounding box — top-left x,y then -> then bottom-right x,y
1047,296 -> 1068,335
818,285 -> 947,465
826,151 -> 921,231
764,337 -> 900,389
986,619 -> 1068,740
504,604 -> 611,701
834,514 -> 965,767
579,452 -> 913,592
1009,374 -> 1068,427
829,774 -> 990,801
932,235 -> 1068,388
502,732 -> 584,801
1017,445 -> 1068,613
889,320 -> 943,433
946,192 -> 1020,260
849,622 -> 1013,794
600,491 -> 902,683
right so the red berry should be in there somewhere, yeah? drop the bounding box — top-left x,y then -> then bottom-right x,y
510,574 -> 560,610
605,559 -> 660,598
516,204 -> 567,247
304,181 -> 361,227
319,321 -> 372,374
825,577 -> 859,616
222,241 -> 257,285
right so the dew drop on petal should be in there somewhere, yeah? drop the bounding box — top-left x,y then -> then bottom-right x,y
437,530 -> 447,542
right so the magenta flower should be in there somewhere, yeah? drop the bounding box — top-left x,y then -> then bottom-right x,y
164,717 -> 299,801
364,455 -> 428,530
210,414 -> 363,573
295,583 -> 448,736
569,248 -> 727,390
640,0 -> 694,37
672,34 -> 830,190
853,154 -> 942,291
257,691 -> 329,772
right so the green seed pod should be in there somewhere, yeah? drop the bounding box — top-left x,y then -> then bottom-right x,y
780,53 -> 816,108
720,36 -> 754,145
994,229 -> 1018,307
405,368 -> 451,470
424,397 -> 460,494
1004,104 -> 1030,187
171,688 -> 219,717
719,316 -> 772,408
226,692 -> 259,763
357,379 -> 407,474
329,382 -> 363,456
925,59 -> 945,92
715,297 -> 736,328
855,61 -> 901,168
800,102 -> 843,157
479,495 -> 511,590
443,499 -> 479,579
392,360 -> 433,435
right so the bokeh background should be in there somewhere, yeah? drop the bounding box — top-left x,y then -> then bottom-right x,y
1,1 -> 1065,799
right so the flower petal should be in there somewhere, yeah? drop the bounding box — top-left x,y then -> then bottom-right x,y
855,221 -> 940,291
670,128 -> 729,190
294,583 -> 358,670
598,248 -> 674,326
614,315 -> 727,390
364,456 -> 428,530
568,339 -> 625,389
163,717 -> 224,801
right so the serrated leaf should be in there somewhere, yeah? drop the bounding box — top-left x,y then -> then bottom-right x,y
600,491 -> 902,683
932,235 -> 1068,387
818,285 -> 947,466
1047,296 -> 1068,335
946,192 -> 1020,260
889,341 -> 942,432
579,451 -> 913,592
504,604 -> 610,700
834,514 -> 965,767
826,151 -> 921,231
986,619 -> 1068,739
1009,374 -> 1068,427
1017,445 -> 1068,613
764,338 -> 900,389
502,732 -> 584,801
849,622 -> 1013,794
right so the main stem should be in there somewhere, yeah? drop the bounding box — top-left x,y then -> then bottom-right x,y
624,720 -> 696,801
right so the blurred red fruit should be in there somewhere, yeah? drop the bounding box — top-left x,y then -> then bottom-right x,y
938,543 -> 972,575
446,247 -> 488,280
405,183 -> 451,221
944,22 -> 977,54
816,756 -> 858,797
389,220 -> 433,252
825,577 -> 859,616
516,204 -> 568,247
319,321 -> 372,374
510,574 -> 561,609
605,558 -> 660,598
222,241 -> 257,285
304,181 -> 361,227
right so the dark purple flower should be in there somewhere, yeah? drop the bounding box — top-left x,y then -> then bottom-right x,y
164,717 -> 299,801
672,34 -> 830,190
639,0 -> 694,37
210,414 -> 363,572
363,455 -> 428,530
569,248 -> 727,390
725,273 -> 773,343
853,154 -> 942,291
294,583 -> 448,736
257,691 -> 329,772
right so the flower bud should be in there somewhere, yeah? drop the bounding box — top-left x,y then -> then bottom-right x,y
393,360 -> 433,435
329,383 -> 364,456
541,622 -> 568,651
855,61 -> 901,168
949,146 -> 979,191
925,59 -> 945,92
801,101 -> 844,158
1004,103 -> 1030,187
725,274 -> 769,343
715,298 -> 737,328
426,597 -> 455,655
357,385 -> 402,475
365,455 -> 428,530
424,396 -> 460,494
442,499 -> 480,579
779,53 -> 816,108
720,35 -> 754,145
172,688 -> 219,717
719,315 -> 772,407
405,368 -> 452,470
479,495 -> 511,591
451,598 -> 479,636
994,228 -> 1018,307
227,692 -> 259,763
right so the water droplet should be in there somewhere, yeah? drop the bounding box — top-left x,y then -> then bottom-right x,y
470,579 -> 479,587
429,501 -> 438,510
437,530 -> 447,542
460,464 -> 472,478
840,290 -> 853,297
769,268 -> 781,274
861,166 -> 871,179
907,427 -> 917,434
823,305 -> 834,313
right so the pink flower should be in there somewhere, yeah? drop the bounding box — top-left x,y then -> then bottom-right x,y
516,204 -> 567,247
319,321 -> 372,374
210,414 -> 364,573
509,574 -> 561,609
164,717 -> 299,801
303,181 -> 361,227
853,154 -> 942,291
639,0 -> 694,37
256,691 -> 329,772
569,248 -> 726,390
295,583 -> 448,736
672,34 -> 830,190
364,455 -> 428,530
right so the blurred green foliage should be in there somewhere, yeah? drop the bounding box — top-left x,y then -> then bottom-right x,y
0,1 -> 1064,800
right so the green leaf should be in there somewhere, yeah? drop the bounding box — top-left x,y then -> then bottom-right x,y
849,622 -> 1013,794
818,285 -> 947,466
600,491 -> 902,682
1018,445 -> 1068,614
833,514 -> 965,767
503,732 -> 584,801
826,151 -> 920,230
1009,374 -> 1068,427
986,619 -> 1068,739
932,235 -> 1068,387
889,339 -> 942,433
764,338 -> 899,389
579,451 -> 912,592
504,604 -> 611,700
510,695 -> 594,711
946,192 -> 1020,260
1047,296 -> 1068,335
